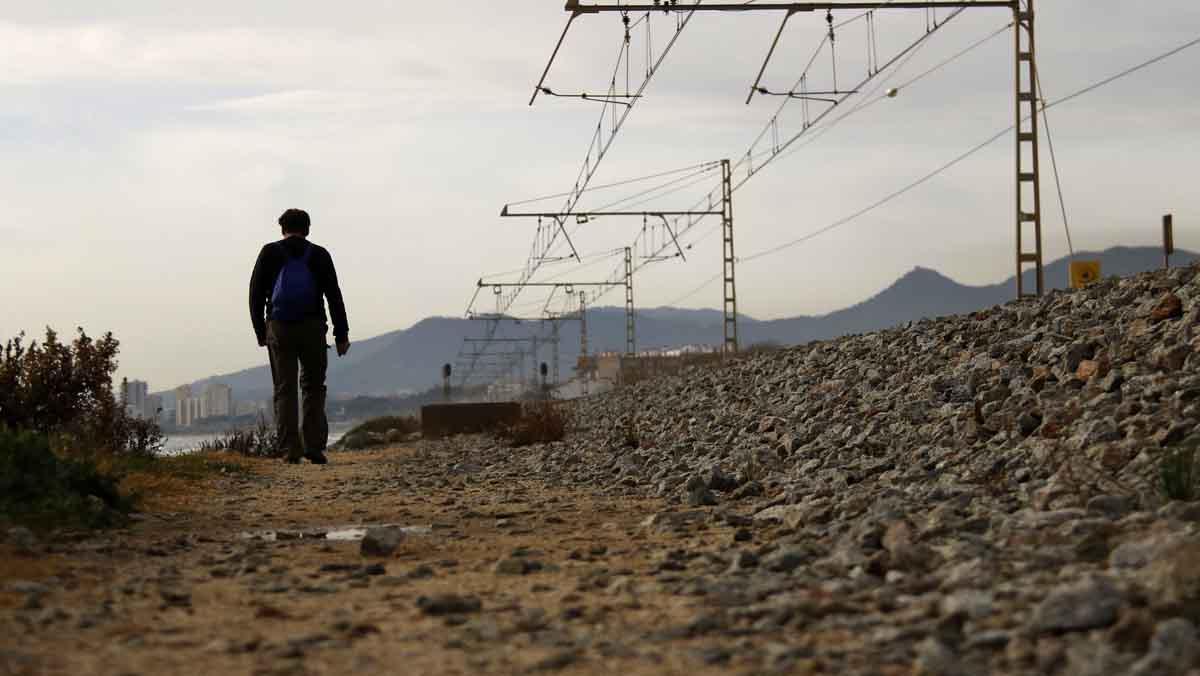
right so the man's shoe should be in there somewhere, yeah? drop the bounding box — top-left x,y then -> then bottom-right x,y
305,450 -> 328,465
284,455 -> 302,465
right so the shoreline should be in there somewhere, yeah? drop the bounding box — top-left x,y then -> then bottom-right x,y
162,423 -> 354,455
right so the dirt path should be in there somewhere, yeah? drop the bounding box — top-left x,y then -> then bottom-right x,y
1,443 -> 807,676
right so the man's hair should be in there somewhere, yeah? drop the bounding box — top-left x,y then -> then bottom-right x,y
278,209 -> 311,235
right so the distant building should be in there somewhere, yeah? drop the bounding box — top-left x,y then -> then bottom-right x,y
122,379 -> 149,419
175,385 -> 194,427
182,398 -> 204,427
145,394 -> 163,422
203,383 -> 234,418
235,400 -> 268,417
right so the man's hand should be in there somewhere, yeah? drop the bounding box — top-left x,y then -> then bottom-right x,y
336,339 -> 351,357
258,336 -> 267,348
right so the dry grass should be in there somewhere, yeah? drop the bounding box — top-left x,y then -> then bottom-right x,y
119,452 -> 256,512
501,402 -> 568,447
0,550 -> 63,588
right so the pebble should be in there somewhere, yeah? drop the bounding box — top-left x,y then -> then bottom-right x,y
416,594 -> 482,616
360,527 -> 405,558
1030,576 -> 1123,634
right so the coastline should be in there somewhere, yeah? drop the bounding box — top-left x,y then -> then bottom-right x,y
162,423 -> 354,456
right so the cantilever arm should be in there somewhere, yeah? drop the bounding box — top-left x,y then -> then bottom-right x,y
747,10 -> 798,104
537,88 -> 643,107
552,216 -> 582,262
530,14 -> 579,106
659,215 -> 687,262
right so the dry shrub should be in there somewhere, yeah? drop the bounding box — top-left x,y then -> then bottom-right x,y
0,327 -> 164,457
501,402 -> 567,447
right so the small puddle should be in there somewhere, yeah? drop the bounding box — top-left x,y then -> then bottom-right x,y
239,524 -> 433,542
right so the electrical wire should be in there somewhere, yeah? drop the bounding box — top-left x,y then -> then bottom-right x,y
735,7 -> 968,183
739,32 -> 1200,264
484,6 -> 701,331
585,163 -> 721,212
663,272 -> 724,307
504,161 -> 719,208
551,11 -> 996,312
540,248 -> 626,282
1036,69 -> 1075,259
611,10 -> 974,289
744,126 -> 1011,264
486,3 -> 935,326
593,170 -> 722,214
479,249 -> 625,282
1046,34 -> 1200,110
795,19 -> 1012,150
657,32 -> 1200,305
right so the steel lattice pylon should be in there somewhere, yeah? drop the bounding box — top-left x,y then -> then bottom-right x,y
721,159 -> 738,354
1014,0 -> 1044,297
624,247 -> 635,356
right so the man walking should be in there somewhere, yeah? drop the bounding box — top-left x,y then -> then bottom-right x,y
249,209 -> 350,464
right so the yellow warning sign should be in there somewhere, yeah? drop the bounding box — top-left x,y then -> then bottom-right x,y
1070,261 -> 1102,289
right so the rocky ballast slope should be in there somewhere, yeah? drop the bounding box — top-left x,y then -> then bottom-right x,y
490,263 -> 1200,674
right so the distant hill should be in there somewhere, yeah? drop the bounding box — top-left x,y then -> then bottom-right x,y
165,247 -> 1194,404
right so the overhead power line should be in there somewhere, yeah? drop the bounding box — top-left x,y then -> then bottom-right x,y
661,32 -> 1200,306
504,161 -> 720,208
585,8 -> 981,306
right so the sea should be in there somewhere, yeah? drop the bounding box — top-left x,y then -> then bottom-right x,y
162,426 -> 350,456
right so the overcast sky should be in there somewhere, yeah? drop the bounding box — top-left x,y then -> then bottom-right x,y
2,1 -> 1198,390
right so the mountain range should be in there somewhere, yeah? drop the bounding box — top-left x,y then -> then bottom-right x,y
166,246 -> 1192,404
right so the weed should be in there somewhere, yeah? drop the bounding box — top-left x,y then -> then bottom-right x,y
500,402 -> 567,447
196,415 -> 279,458
738,448 -> 768,483
622,419 -> 641,449
1162,446 -> 1199,502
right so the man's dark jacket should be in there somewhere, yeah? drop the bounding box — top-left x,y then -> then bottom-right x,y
249,237 -> 349,345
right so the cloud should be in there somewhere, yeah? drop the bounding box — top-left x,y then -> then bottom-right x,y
0,22 -> 444,88
1,2 -> 1198,389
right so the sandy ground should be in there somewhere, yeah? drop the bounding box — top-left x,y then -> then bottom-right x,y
0,444 -> 811,676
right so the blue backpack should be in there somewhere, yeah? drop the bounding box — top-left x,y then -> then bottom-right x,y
270,243 -> 318,321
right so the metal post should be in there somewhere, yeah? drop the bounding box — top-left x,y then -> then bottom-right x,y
530,339 -> 538,395
1164,214 -> 1175,270
624,247 -> 635,357
1014,0 -> 1044,298
721,159 -> 739,354
551,320 -> 561,389
580,294 -> 590,396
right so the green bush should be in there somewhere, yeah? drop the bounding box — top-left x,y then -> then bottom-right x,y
0,428 -> 130,529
